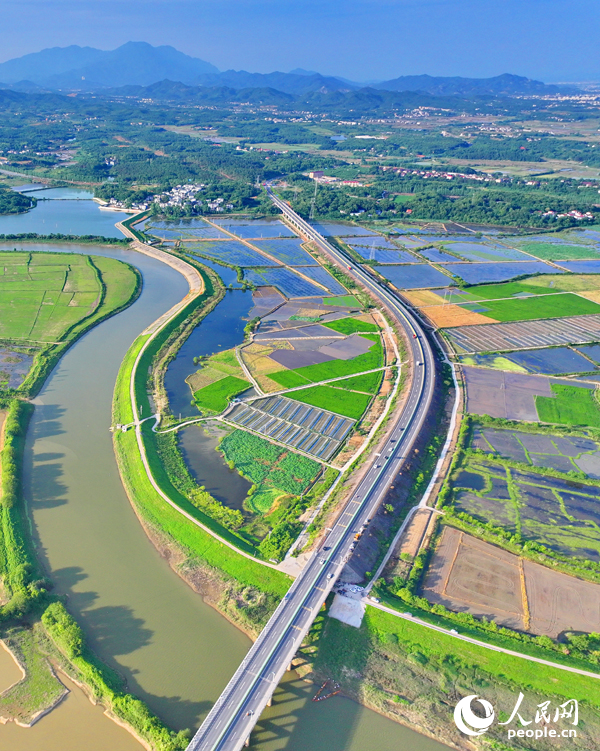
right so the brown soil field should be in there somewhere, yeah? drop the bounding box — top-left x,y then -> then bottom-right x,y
424,527 -> 600,637
402,290 -> 445,307
420,304 -> 497,328
423,527 -> 526,630
524,558 -> 600,638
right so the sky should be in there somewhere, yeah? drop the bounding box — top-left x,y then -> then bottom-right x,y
1,0 -> 599,83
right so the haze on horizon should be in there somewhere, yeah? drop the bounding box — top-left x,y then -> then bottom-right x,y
2,0 -> 599,84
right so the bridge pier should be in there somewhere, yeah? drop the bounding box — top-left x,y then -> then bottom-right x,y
245,737 -> 250,747
266,696 -> 272,707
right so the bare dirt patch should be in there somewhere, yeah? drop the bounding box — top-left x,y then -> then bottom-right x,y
424,527 -> 600,637
423,526 -> 526,630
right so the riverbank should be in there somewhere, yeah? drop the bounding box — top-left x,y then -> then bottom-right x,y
300,601 -> 600,751
0,242 -> 195,748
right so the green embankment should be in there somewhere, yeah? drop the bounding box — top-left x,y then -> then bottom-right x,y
111,263 -> 289,595
42,602 -> 189,750
536,384 -> 600,427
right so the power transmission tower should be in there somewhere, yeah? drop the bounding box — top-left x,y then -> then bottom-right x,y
309,180 -> 318,222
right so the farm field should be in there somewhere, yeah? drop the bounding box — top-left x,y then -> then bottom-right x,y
287,384 -> 372,419
454,293 -> 600,322
536,383 -> 600,427
219,429 -> 320,508
249,238 -> 316,265
375,264 -> 452,289
440,241 -> 531,262
227,395 -> 354,461
323,316 -> 378,334
0,251 -> 135,342
348,244 -> 417,264
452,459 -> 600,560
331,371 -> 383,393
187,241 -> 281,267
471,423 -> 600,477
512,241 -> 600,261
462,346 -> 598,375
442,261 -> 559,284
268,334 -> 383,388
557,260 -> 600,274
423,527 -> 600,637
244,267 -> 340,297
461,366 -> 595,420
193,374 -> 250,413
445,314 -> 600,353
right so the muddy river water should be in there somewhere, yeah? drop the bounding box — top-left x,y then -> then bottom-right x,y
0,197 -> 447,750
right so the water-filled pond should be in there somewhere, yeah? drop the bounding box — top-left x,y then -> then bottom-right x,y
163,288 -> 254,419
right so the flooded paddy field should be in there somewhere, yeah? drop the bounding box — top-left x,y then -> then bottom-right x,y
442,260 -> 558,284
464,346 -> 600,375
452,459 -> 600,560
471,424 -> 600,476
375,263 -> 452,288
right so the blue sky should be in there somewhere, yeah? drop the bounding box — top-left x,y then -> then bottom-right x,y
2,0 -> 599,82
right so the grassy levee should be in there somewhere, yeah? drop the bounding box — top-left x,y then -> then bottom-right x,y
16,254 -> 141,399
111,262 -> 289,596
0,398 -> 41,621
307,603 -> 600,748
42,602 -> 189,751
121,212 -> 150,242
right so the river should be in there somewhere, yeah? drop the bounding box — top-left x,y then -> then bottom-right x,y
0,194 -> 448,751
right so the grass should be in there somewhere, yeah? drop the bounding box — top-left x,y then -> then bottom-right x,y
269,336 -> 383,388
0,626 -> 66,726
323,317 -> 378,334
331,371 -> 384,393
193,374 -> 250,412
467,292 -> 600,322
288,385 -> 372,419
536,384 -> 600,427
322,295 -> 361,307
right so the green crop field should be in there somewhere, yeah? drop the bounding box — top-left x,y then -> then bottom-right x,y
289,385 -> 372,419
331,370 -> 384,393
270,336 -> 383,388
193,374 -> 249,412
0,251 -> 103,341
220,430 -> 320,508
323,317 -> 378,334
467,292 -> 600,322
536,384 -> 600,427
517,242 -> 599,261
321,295 -> 361,307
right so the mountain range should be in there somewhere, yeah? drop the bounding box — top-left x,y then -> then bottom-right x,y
0,42 -> 577,98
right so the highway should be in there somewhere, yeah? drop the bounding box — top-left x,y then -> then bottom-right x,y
186,192 -> 438,751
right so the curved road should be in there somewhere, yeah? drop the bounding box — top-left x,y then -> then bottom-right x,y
186,193 -> 438,751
